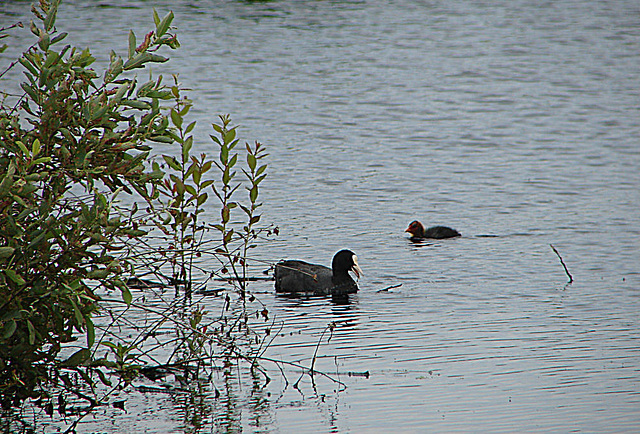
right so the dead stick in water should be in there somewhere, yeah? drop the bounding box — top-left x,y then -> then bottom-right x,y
377,283 -> 402,293
550,244 -> 573,283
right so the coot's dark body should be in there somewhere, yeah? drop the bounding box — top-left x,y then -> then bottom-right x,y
275,250 -> 362,296
405,220 -> 461,240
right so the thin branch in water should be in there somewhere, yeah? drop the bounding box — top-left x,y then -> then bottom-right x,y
550,244 -> 573,284
377,283 -> 402,293
310,323 -> 334,375
212,276 -> 274,282
347,371 -> 370,378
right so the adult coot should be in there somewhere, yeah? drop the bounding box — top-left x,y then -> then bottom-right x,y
275,249 -> 363,296
405,220 -> 461,240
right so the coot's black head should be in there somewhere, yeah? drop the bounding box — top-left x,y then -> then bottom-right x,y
331,249 -> 363,279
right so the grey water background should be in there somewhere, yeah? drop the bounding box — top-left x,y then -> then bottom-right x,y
2,0 -> 639,432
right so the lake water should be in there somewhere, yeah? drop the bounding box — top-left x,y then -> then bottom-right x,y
1,0 -> 639,432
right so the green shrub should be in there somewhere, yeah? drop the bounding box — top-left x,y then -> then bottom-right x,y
0,1 -> 270,418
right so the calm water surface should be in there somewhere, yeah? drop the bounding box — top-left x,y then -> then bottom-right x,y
1,0 -> 639,432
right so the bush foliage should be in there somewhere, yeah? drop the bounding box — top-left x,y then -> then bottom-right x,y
0,0 -> 270,420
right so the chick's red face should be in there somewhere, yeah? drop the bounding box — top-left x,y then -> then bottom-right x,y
405,220 -> 422,236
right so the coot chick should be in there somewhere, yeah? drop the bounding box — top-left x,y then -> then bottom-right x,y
275,249 -> 363,296
405,220 -> 461,240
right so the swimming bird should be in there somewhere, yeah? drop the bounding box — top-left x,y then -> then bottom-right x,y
405,220 -> 461,240
274,249 -> 363,296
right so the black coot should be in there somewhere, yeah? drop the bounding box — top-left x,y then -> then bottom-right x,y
405,220 -> 461,240
275,249 -> 363,296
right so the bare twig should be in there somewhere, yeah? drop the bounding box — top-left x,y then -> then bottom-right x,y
377,283 -> 402,293
0,22 -> 25,77
212,276 -> 274,282
310,323 -> 335,375
347,371 -> 370,378
550,244 -> 573,284
291,321 -> 346,391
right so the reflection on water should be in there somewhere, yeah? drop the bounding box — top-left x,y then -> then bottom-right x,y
1,0 -> 639,431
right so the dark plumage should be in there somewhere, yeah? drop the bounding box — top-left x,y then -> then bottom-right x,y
274,250 -> 363,296
405,220 -> 461,240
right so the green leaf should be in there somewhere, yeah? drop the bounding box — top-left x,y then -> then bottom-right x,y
43,50 -> 60,68
220,145 -> 228,165
70,298 -> 84,327
247,153 -> 256,171
163,155 -> 181,171
228,153 -> 238,168
61,348 -> 91,367
185,162 -> 195,178
38,33 -> 50,51
106,55 -> 124,82
170,108 -> 182,128
224,229 -> 234,244
0,320 -> 17,340
256,164 -> 267,177
122,286 -> 132,305
113,83 -> 129,103
147,90 -> 173,99
17,141 -> 29,156
96,368 -> 112,386
89,106 -> 107,121
201,161 -> 212,174
87,269 -> 109,279
50,32 -> 68,45
125,229 -> 148,237
0,161 -> 16,197
101,341 -> 118,351
26,320 -> 35,345
184,184 -> 197,196
239,204 -> 251,216
153,8 -> 160,26
0,247 -> 15,259
192,167 -> 201,185
31,138 -> 41,157
18,57 -> 39,76
30,157 -> 52,167
86,316 -> 95,348
123,52 -> 168,70
128,30 -> 136,59
20,83 -> 39,103
221,205 -> 230,223
223,128 -> 236,144
183,136 -> 193,162
197,192 -> 208,206
156,11 -> 174,38
5,269 -> 25,286
149,135 -> 174,144
179,103 -> 191,117
44,5 -> 58,31
121,99 -> 151,110
255,173 -> 267,185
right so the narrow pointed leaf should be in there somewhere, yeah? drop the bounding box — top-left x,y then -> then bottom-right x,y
156,11 -> 174,37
